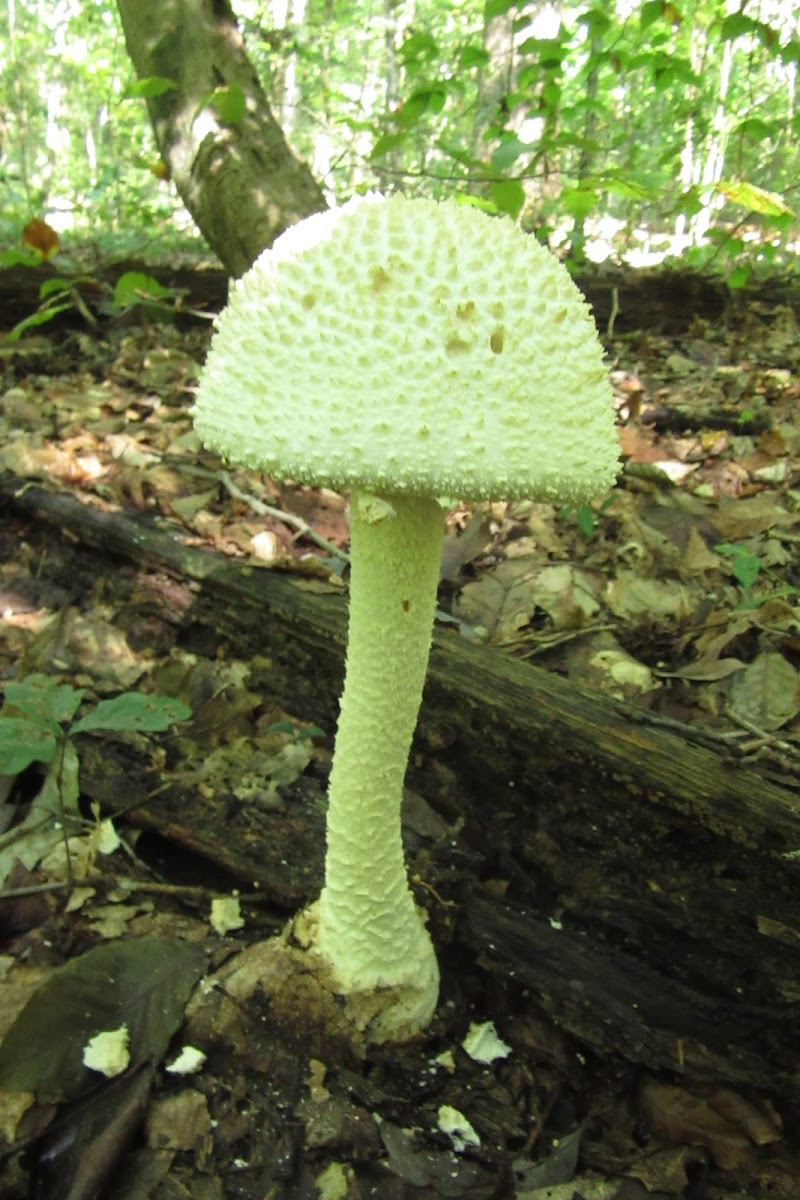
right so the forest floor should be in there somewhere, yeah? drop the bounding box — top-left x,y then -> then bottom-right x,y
0,268 -> 798,1199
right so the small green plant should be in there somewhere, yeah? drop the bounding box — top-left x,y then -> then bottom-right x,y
0,673 -> 191,776
715,541 -> 761,590
559,494 -> 616,539
265,717 -> 325,743
1,263 -> 180,342
0,674 -> 191,886
715,541 -> 799,611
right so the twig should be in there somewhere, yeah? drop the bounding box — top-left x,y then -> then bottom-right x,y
495,622 -> 617,658
219,471 -> 348,562
606,286 -> 619,339
0,873 -> 275,906
724,711 -> 800,774
0,879 -> 72,900
110,876 -> 223,900
111,876 -> 275,907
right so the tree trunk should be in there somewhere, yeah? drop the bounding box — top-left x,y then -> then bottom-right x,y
115,0 -> 326,277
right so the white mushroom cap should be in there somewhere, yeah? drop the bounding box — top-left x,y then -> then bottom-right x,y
194,193 -> 619,503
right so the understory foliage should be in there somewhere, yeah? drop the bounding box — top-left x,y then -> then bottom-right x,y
0,0 -> 798,276
0,674 -> 190,888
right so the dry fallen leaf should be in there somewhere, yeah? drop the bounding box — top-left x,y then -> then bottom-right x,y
639,1079 -> 781,1170
713,494 -> 799,539
440,507 -> 493,581
22,217 -> 60,259
455,559 -> 540,641
605,574 -> 691,622
728,652 -> 800,731
145,1088 -> 212,1153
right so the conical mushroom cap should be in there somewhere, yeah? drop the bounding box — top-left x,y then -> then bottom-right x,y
193,194 -> 619,503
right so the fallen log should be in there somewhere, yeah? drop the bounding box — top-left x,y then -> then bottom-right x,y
1,470 -> 798,1097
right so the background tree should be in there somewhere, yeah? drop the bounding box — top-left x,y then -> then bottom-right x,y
1,0 -> 798,281
115,0 -> 325,276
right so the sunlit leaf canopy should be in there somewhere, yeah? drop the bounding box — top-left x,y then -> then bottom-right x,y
1,0 -> 798,272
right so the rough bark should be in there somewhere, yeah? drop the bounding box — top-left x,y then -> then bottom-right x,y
1,472 -> 799,1097
115,0 -> 326,276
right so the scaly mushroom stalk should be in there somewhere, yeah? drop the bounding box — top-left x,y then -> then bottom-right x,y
314,491 -> 443,1036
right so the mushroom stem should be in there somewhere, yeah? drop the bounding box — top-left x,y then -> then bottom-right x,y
314,490 -> 443,1036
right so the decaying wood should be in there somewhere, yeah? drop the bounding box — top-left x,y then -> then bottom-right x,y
1,470 -> 799,1098
3,262 -> 800,339
0,264 -> 228,337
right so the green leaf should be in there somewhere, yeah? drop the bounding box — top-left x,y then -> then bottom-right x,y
0,249 -> 40,267
640,1 -> 664,32
764,212 -> 792,236
653,59 -> 697,89
582,7 -> 611,37
395,94 -> 429,129
560,185 -> 598,219
210,83 -> 246,125
541,80 -> 561,110
719,13 -> 756,41
675,184 -> 704,218
490,179 -> 525,218
370,131 -> 407,160
539,42 -> 566,72
113,271 -> 172,309
399,31 -> 438,65
726,265 -> 750,290
732,117 -> 773,142
4,675 -> 85,725
491,135 -> 529,170
601,176 -> 654,201
484,0 -> 517,18
716,543 -> 760,589
708,230 -> 745,254
72,693 -> 191,736
38,276 -> 72,299
128,76 -> 177,99
7,303 -> 74,341
715,179 -> 793,217
0,719 -> 58,773
0,938 -> 206,1099
396,87 -> 444,129
426,83 -> 448,115
780,38 -> 800,66
458,45 -> 490,70
455,193 -> 500,215
267,719 -> 297,735
576,505 -> 596,539
297,724 -> 325,742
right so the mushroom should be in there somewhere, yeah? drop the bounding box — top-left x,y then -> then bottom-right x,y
192,193 -> 619,1041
